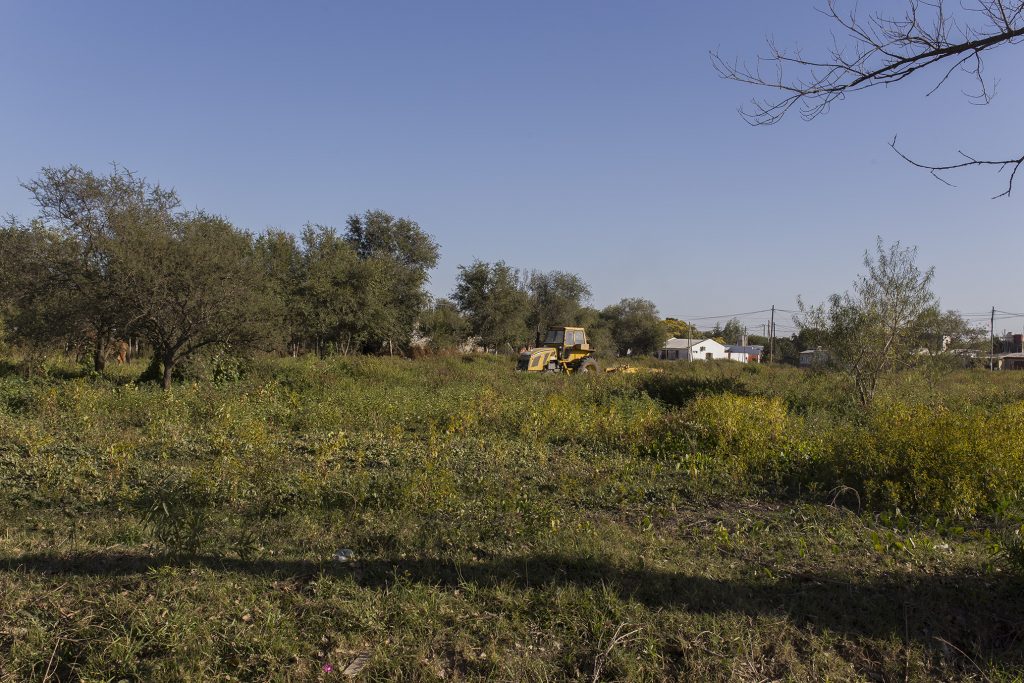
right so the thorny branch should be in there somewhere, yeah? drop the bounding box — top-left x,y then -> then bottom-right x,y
711,0 -> 1024,196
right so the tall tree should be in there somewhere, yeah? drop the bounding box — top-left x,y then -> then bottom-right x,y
297,224 -> 370,357
452,260 -> 530,352
525,270 -> 591,335
720,317 -> 746,345
0,219 -> 80,355
600,298 -> 665,356
662,318 -> 698,341
915,309 -> 987,355
255,229 -> 304,356
797,238 -> 938,405
116,212 -> 272,389
18,165 -> 179,369
345,210 -> 439,353
713,0 -> 1024,197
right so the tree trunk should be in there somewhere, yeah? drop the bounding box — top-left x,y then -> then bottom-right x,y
162,355 -> 175,390
93,335 -> 107,372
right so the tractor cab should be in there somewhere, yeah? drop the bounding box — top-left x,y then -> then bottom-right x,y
541,326 -> 591,358
517,326 -> 598,374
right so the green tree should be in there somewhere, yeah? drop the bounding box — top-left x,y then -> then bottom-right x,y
18,165 -> 179,370
525,270 -> 591,335
0,219 -> 80,356
577,306 -> 615,358
915,309 -> 985,356
255,229 -> 304,356
797,239 -> 938,405
418,298 -> 470,351
600,298 -> 665,356
116,212 -> 273,389
297,224 -> 370,356
662,318 -> 697,341
720,318 -> 746,345
345,210 -> 439,354
453,260 -> 530,352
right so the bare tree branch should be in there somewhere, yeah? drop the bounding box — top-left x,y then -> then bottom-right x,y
712,0 -> 1024,196
891,136 -> 1024,198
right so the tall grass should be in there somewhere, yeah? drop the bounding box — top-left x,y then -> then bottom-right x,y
2,354 -> 1023,526
3,354 -> 1024,680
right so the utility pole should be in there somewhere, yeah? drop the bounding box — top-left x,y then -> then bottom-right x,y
990,306 -> 996,371
769,305 -> 775,364
687,321 -> 692,363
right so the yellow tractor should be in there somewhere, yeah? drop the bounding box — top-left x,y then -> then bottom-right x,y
516,326 -> 599,374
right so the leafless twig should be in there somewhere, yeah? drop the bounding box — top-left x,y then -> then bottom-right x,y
712,0 -> 1024,196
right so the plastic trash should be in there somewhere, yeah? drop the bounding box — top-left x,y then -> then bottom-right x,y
333,548 -> 355,563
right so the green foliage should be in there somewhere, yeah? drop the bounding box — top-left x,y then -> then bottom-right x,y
345,210 -> 440,352
798,238 -> 941,404
600,297 -> 665,356
2,166 -> 180,371
661,317 -> 697,340
525,270 -> 591,333
828,400 -> 1024,517
117,211 -> 273,388
139,470 -> 216,556
2,356 -> 1024,680
2,168 -> 445,377
453,259 -> 530,351
709,317 -> 746,344
418,298 -> 470,351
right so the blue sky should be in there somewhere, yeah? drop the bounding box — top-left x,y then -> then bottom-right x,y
1,2 -> 1021,335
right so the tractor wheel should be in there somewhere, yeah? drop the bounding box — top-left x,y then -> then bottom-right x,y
577,358 -> 598,374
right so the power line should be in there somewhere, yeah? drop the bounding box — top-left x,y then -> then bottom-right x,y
671,308 -> 772,322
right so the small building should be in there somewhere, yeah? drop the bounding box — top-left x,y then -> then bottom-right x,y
658,338 -> 729,361
997,353 -> 1024,370
997,334 -> 1024,354
725,344 -> 764,363
799,348 -> 830,368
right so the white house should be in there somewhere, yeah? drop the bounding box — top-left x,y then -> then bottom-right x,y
725,344 -> 764,363
658,338 -> 729,361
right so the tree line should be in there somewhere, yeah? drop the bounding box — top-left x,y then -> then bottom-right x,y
0,167 -> 986,395
0,166 -> 670,387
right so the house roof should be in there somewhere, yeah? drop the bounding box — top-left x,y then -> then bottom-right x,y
663,337 -> 723,350
726,345 -> 764,354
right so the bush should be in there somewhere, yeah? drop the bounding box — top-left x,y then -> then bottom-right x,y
825,400 -> 1024,518
648,394 -> 813,495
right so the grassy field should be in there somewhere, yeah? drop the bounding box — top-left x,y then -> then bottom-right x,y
1,354 -> 1023,681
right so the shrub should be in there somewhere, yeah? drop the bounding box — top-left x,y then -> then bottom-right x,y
828,400 -> 1024,517
648,394 -> 813,495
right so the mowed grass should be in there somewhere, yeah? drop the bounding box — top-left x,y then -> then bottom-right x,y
1,354 -> 1023,681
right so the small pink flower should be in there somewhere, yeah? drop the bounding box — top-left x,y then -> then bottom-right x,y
322,663 -> 333,673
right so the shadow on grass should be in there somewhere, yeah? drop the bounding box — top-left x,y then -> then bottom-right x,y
638,372 -> 749,407
3,550 -> 1022,666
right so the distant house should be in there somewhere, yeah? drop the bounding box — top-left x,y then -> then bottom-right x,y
725,344 -> 764,363
658,338 -> 729,361
997,333 -> 1024,354
997,353 -> 1024,370
799,348 -> 830,368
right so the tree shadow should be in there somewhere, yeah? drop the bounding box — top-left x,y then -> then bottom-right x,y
638,372 -> 749,407
3,550 -> 1022,668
